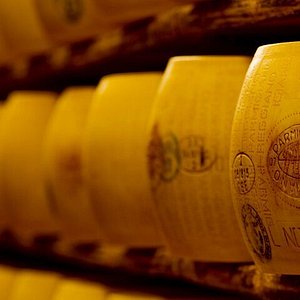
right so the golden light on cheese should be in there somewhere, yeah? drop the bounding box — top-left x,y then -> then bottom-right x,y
0,102 -> 8,234
0,92 -> 59,244
35,0 -> 105,44
83,73 -> 164,246
43,87 -> 101,245
148,56 -> 252,262
0,0 -> 52,56
52,278 -> 107,300
106,292 -> 164,300
7,270 -> 61,300
0,266 -> 16,299
230,42 -> 300,274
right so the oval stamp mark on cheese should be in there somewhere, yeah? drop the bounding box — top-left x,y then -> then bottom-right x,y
232,153 -> 255,194
268,124 -> 300,200
241,203 -> 272,262
147,124 -> 180,191
180,135 -> 216,174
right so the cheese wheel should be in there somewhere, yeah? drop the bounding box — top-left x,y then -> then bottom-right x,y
0,0 -> 52,56
34,0 -> 105,44
34,0 -> 196,44
7,270 -> 61,300
83,73 -> 164,246
0,266 -> 16,299
148,56 -> 251,262
230,42 -> 300,274
52,278 -> 107,300
106,292 -> 164,300
43,87 -> 101,245
0,102 -> 8,234
0,92 -> 59,244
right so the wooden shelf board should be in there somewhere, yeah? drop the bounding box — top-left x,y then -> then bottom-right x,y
0,0 -> 299,98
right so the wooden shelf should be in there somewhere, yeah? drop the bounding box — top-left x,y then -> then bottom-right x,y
0,0 -> 299,98
0,1 -> 300,298
2,235 -> 300,299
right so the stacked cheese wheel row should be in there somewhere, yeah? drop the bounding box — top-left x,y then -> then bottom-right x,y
0,265 -> 164,299
0,41 -> 299,275
0,0 -> 193,66
0,58 -> 250,262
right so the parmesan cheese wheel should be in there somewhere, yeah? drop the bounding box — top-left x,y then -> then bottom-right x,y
8,270 -> 61,300
106,292 -> 164,300
34,0 -> 105,44
0,92 -> 59,244
0,102 -> 8,234
230,42 -> 300,274
83,73 -> 164,246
52,278 -> 107,300
0,0 -> 52,56
0,266 -> 16,299
43,87 -> 101,245
148,56 -> 252,262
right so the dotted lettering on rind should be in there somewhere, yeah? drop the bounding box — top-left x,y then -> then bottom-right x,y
232,153 -> 255,195
241,203 -> 272,262
179,135 -> 216,174
268,124 -> 300,201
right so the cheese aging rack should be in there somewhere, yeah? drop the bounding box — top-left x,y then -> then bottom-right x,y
0,1 -> 300,299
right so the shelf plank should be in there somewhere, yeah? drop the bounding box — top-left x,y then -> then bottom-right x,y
2,230 -> 300,299
0,0 -> 299,98
2,239 -> 300,299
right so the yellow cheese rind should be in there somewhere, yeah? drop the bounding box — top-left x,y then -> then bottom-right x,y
8,270 -> 61,300
35,0 -> 105,43
149,56 -> 252,262
0,266 -> 17,299
0,1 -> 51,56
43,87 -> 101,244
52,279 -> 107,300
106,292 -> 164,300
83,73 -> 164,246
0,92 -> 59,244
230,42 -> 300,274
